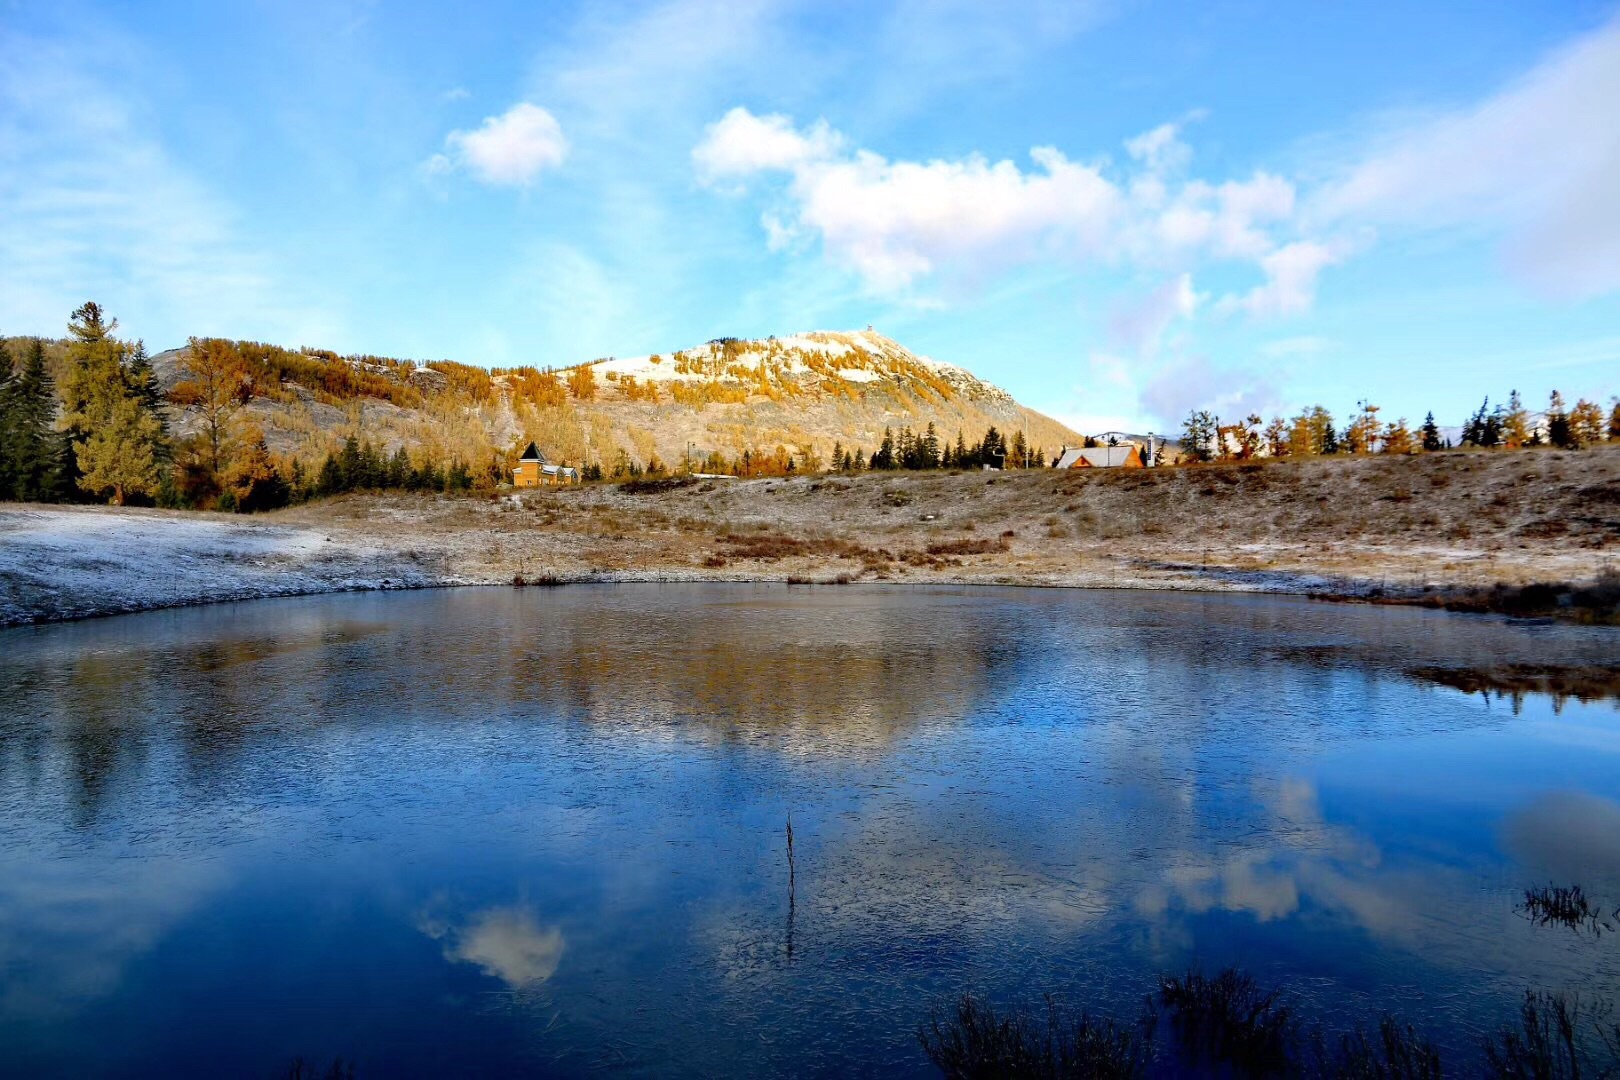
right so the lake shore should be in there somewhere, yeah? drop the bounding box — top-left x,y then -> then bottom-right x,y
3,447 -> 1617,626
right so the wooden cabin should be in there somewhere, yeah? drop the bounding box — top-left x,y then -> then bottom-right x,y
1053,444 -> 1145,469
513,442 -> 580,487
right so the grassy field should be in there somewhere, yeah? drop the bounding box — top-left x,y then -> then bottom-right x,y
5,445 -> 1618,625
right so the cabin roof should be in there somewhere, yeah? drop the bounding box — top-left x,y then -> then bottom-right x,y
519,442 -> 545,463
1055,445 -> 1137,468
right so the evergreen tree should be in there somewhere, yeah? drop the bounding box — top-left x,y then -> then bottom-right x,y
924,422 -> 942,469
1179,410 -> 1216,464
387,446 -> 411,488
982,426 -> 1004,467
0,341 -> 15,499
1460,398 -> 1501,447
853,448 -> 865,471
338,435 -> 363,490
317,452 -> 343,496
954,430 -> 968,468
1420,412 -> 1443,452
1546,390 -> 1571,448
872,427 -> 895,470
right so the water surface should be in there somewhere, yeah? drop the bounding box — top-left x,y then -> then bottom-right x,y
1,585 -> 1617,1076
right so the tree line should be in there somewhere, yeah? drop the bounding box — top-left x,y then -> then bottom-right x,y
1179,389 -> 1620,463
0,303 -> 492,511
601,424 -> 1045,482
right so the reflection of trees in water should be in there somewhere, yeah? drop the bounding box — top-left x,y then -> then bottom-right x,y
1407,664 -> 1620,711
460,591 -> 1020,755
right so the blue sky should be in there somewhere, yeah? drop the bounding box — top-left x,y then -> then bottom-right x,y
2,0 -> 1617,434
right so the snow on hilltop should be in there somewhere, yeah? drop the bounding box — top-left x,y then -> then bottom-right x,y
586,329 -> 1019,407
142,327 -> 1078,469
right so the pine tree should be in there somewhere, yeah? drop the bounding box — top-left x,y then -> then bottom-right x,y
0,341 -> 15,500
1546,390 -> 1571,448
924,423 -> 942,469
1179,410 -> 1216,463
1461,398 -> 1499,448
388,446 -> 411,488
1420,412 -> 1443,452
11,339 -> 80,502
872,427 -> 895,470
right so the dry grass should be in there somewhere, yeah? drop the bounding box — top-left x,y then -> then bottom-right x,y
13,445 -> 1614,626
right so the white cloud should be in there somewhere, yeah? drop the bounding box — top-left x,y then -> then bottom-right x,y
693,107 -> 843,182
420,901 -> 565,990
693,109 -> 1333,310
436,102 -> 568,187
1314,14 -> 1620,298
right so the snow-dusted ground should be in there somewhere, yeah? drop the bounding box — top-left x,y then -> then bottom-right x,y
0,507 -> 449,626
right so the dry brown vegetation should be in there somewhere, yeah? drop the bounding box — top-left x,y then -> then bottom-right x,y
269,443 -> 1620,609
6,444 -> 1618,626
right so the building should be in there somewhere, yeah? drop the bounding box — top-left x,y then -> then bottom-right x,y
512,442 -> 580,487
1053,444 -> 1145,469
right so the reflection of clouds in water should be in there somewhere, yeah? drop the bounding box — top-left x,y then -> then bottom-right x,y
1502,791 -> 1620,882
0,858 -> 223,1019
1136,779 -> 1443,941
419,901 -> 564,989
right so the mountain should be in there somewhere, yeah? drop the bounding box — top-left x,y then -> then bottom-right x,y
150,329 -> 1084,473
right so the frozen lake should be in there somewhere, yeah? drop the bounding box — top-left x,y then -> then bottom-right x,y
1,585 -> 1617,1076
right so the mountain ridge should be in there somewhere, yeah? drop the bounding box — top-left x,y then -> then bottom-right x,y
146,328 -> 1085,475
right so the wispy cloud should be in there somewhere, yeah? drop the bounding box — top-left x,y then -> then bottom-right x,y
0,32 -> 335,346
1314,13 -> 1620,298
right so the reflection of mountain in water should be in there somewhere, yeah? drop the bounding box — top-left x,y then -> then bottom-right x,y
3,586 -> 1620,1073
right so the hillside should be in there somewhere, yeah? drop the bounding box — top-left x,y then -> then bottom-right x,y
5,445 -> 1617,626
143,330 -> 1083,475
